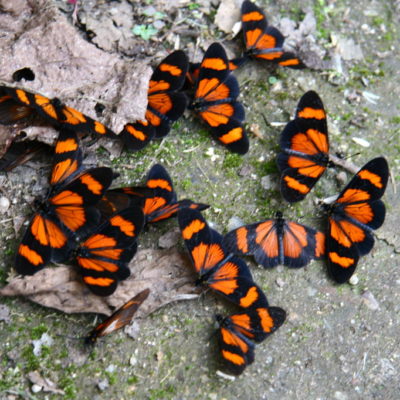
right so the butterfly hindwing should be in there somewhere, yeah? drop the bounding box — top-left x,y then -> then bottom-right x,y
326,157 -> 389,283
278,91 -> 329,202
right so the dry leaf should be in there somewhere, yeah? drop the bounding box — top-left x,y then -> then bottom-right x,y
0,248 -> 198,316
214,0 -> 242,34
27,371 -> 65,395
0,0 -> 152,156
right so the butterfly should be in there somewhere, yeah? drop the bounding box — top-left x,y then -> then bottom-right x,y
75,206 -> 144,296
188,42 -> 249,154
0,85 -> 116,138
15,128 -> 114,275
120,50 -> 188,151
237,0 -> 305,69
217,306 -> 286,375
85,288 -> 150,343
324,157 -> 389,283
178,208 -> 268,309
99,163 -> 209,224
277,90 -> 330,202
0,139 -> 51,172
223,211 -> 325,269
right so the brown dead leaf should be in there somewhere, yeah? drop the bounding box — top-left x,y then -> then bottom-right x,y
0,0 -> 152,156
27,371 -> 65,395
214,0 -> 242,34
0,248 -> 198,316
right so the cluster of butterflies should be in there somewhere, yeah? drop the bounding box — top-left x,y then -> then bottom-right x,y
0,0 -> 390,376
0,1 -> 303,158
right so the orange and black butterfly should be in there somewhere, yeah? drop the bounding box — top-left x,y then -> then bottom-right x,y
0,85 -> 116,138
99,164 -> 209,224
85,288 -> 150,343
277,91 -> 330,202
324,157 -> 388,283
120,50 -> 188,151
75,206 -> 144,296
189,42 -> 249,154
223,211 -> 325,269
178,208 -> 268,309
15,128 -> 114,275
236,0 -> 305,69
217,306 -> 286,375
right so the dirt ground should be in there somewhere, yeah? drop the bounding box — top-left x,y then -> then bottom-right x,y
0,0 -> 399,399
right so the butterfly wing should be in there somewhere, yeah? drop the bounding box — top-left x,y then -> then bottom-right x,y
217,319 -> 255,376
191,43 -> 248,154
327,157 -> 389,283
0,86 -> 34,124
85,288 -> 150,343
278,91 -> 329,202
77,206 -> 144,295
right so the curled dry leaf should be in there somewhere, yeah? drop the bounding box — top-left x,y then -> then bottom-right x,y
27,371 -> 65,395
0,249 -> 198,316
0,0 -> 151,156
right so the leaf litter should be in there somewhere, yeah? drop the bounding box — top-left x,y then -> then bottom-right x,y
0,248 -> 199,316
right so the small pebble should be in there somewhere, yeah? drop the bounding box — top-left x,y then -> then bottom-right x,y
0,196 -> 10,213
349,275 -> 359,285
97,379 -> 109,391
362,290 -> 379,310
31,384 -> 42,393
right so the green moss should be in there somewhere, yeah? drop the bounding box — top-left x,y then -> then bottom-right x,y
223,153 -> 243,169
148,384 -> 177,400
30,324 -> 48,340
127,375 -> 139,384
21,346 -> 40,371
390,116 -> 400,124
313,0 -> 330,39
